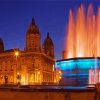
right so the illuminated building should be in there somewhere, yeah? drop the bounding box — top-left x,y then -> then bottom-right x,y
0,17 -> 57,85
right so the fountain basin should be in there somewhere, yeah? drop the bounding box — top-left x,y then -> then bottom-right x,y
55,57 -> 100,85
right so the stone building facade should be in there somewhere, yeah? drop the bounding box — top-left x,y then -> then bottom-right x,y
0,17 -> 57,85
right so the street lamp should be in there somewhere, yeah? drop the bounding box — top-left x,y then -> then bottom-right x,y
59,71 -> 62,74
17,72 -> 21,86
56,70 -> 62,85
14,51 -> 21,85
15,51 -> 19,59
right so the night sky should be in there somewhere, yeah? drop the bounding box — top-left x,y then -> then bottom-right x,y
0,0 -> 100,60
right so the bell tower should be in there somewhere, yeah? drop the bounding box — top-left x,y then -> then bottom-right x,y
42,32 -> 54,58
26,17 -> 41,52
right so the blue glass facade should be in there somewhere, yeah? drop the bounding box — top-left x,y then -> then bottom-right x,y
55,58 -> 100,85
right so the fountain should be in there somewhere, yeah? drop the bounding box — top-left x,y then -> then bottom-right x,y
66,4 -> 99,58
56,4 -> 100,85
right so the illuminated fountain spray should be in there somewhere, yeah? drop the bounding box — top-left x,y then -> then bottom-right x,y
65,4 -> 100,58
75,4 -> 86,57
65,4 -> 100,84
66,10 -> 75,58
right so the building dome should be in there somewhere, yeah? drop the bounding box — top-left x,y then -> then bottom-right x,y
42,32 -> 54,58
0,38 -> 4,52
26,17 -> 40,35
43,32 -> 54,47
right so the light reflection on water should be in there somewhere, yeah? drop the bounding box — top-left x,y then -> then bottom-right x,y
63,86 -> 87,89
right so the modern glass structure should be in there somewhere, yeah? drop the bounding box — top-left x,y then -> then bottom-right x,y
55,57 -> 100,85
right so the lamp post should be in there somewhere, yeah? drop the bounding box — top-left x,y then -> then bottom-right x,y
15,51 -> 19,59
17,72 -> 21,85
14,51 -> 21,85
57,70 -> 62,85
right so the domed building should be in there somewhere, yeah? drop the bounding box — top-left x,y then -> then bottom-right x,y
0,17 -> 59,85
42,32 -> 54,58
0,38 -> 4,52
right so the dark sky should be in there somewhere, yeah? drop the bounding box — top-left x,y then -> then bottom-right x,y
0,0 -> 100,60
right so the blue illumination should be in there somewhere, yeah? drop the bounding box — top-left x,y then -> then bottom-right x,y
55,58 -> 100,85
56,59 -> 98,70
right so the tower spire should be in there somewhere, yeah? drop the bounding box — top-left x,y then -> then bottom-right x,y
32,17 -> 35,25
47,32 -> 50,38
